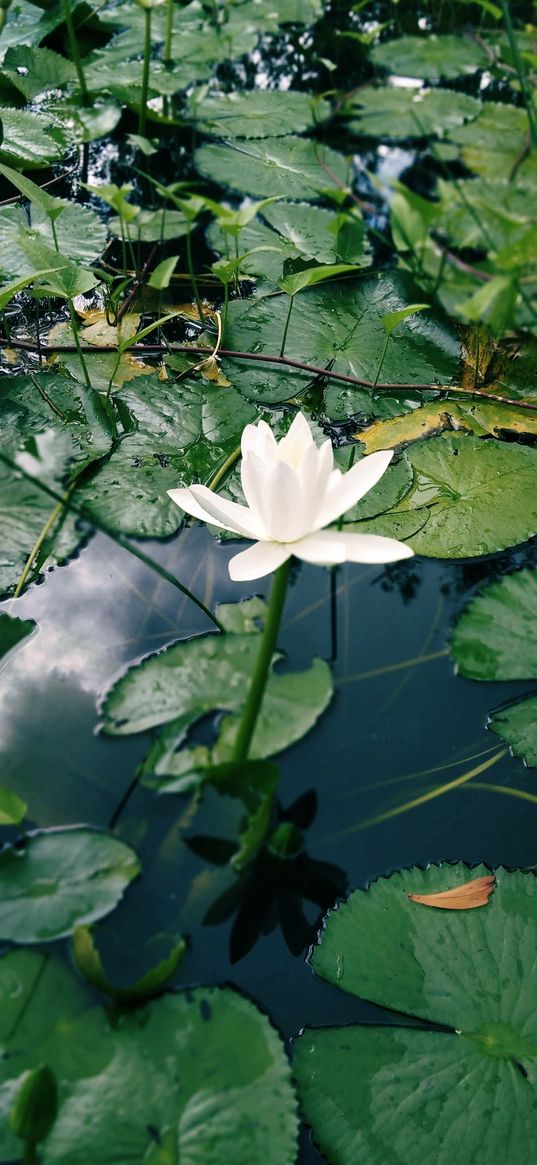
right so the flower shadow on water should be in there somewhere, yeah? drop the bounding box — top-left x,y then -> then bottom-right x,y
187,790 -> 347,962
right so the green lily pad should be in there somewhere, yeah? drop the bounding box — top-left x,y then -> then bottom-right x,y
0,611 -> 36,666
221,272 -> 459,403
371,33 -> 489,79
0,827 -> 140,943
0,948 -> 298,1164
195,136 -> 348,200
294,863 -> 537,1165
489,696 -> 537,767
186,89 -> 327,138
450,102 -> 537,183
1,45 -> 76,100
101,598 -> 333,753
436,176 -> 537,252
398,433 -> 537,557
451,569 -> 537,766
78,377 -> 258,538
452,569 -> 537,681
0,463 -> 88,599
0,107 -> 71,168
0,0 -> 64,61
346,85 -> 481,139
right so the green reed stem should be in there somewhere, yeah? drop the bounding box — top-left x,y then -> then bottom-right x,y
139,5 -> 152,139
62,0 -> 90,106
23,1142 -> 37,1165
279,296 -> 294,357
186,223 -> 205,323
499,0 -> 537,147
232,559 -> 291,763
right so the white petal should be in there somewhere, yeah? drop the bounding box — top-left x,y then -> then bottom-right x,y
278,412 -> 315,468
290,532 -> 348,565
338,531 -> 414,563
241,419 -> 278,465
317,449 -> 394,528
167,487 -> 230,531
290,529 -> 413,566
241,451 -> 270,535
228,540 -> 291,581
187,485 -> 264,538
263,461 -> 310,542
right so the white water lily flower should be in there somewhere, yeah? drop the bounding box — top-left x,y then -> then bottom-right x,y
168,413 -> 414,581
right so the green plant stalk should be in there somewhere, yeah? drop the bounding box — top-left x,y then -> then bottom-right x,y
231,559 -> 291,763
279,295 -> 294,357
12,489 -> 72,601
186,223 -> 205,322
164,0 -> 174,64
499,0 -> 537,147
62,0 -> 90,107
23,1142 -> 37,1165
138,5 -> 152,139
67,299 -> 92,390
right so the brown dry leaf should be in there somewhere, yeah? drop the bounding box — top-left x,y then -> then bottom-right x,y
407,873 -> 496,910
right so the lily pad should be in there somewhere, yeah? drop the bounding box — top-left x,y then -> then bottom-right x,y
221,272 -> 459,403
451,569 -> 537,766
397,433 -> 537,557
452,569 -> 537,682
371,33 -> 489,79
0,464 -> 88,599
186,89 -> 327,138
0,107 -> 71,168
294,863 -> 537,1165
0,611 -> 36,666
195,136 -> 348,200
0,948 -> 298,1164
101,599 -> 333,760
346,85 -> 480,139
450,102 -> 537,183
0,827 -> 140,943
78,377 -> 258,538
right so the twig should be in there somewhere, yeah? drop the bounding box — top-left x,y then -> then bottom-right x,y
3,338 -> 537,409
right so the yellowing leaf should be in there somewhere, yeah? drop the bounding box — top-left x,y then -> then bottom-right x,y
198,355 -> 231,386
357,398 -> 537,453
407,874 -> 496,910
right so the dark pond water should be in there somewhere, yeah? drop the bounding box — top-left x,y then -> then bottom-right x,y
2,526 -> 537,1161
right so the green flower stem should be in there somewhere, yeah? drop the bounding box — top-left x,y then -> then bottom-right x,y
232,558 -> 291,763
23,1142 -> 37,1165
62,0 -> 90,107
138,5 -> 152,139
67,299 -> 92,390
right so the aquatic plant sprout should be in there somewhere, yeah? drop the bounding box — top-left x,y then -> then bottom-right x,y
168,413 -> 414,581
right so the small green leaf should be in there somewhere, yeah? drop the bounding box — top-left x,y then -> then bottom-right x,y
278,262 -> 358,296
382,303 -> 430,335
